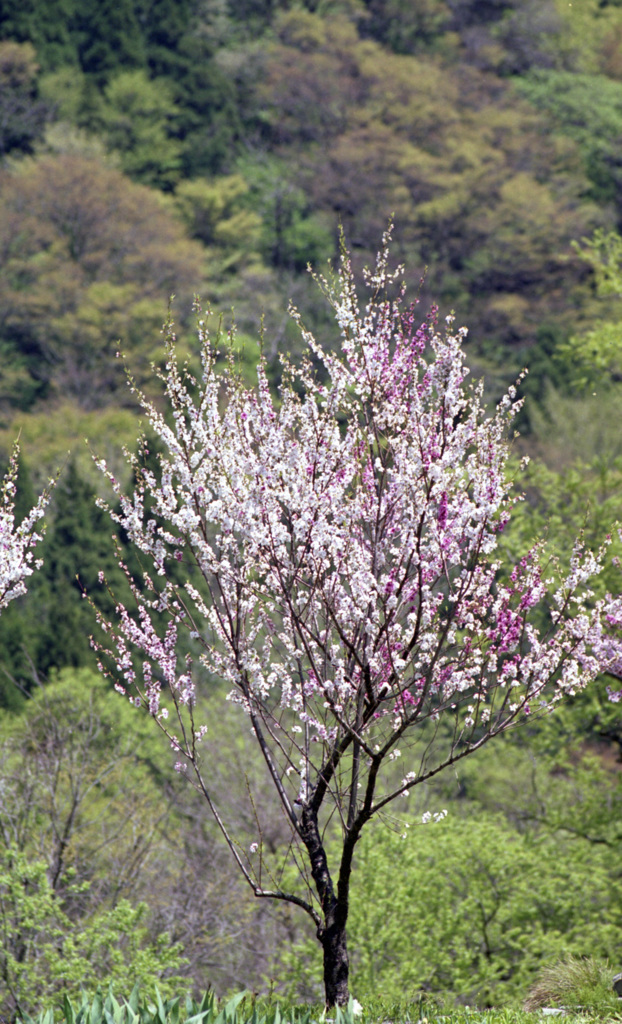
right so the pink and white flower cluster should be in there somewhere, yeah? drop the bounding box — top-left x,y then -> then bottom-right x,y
94,228 -> 622,813
0,444 -> 52,613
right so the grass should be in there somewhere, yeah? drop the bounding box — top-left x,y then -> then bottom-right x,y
523,956 -> 621,1016
14,958 -> 622,1024
15,996 -> 622,1024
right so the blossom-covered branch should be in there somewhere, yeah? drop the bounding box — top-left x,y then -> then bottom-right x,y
0,444 -> 53,613
93,228 -> 622,1005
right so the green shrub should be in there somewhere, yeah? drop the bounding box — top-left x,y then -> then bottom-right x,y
0,850 -> 186,1019
523,955 -> 619,1013
272,813 -> 622,1006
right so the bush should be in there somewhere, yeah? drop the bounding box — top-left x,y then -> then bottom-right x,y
523,955 -> 619,1013
272,813 -> 622,1006
0,850 -> 186,1019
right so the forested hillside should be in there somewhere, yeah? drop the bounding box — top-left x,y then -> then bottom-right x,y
1,0 -> 622,1013
2,0 -> 621,705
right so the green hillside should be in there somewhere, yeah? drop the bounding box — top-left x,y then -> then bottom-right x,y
1,0 -> 622,1016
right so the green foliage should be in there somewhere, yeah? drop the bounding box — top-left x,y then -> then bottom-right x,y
99,71 -> 183,189
0,41 -> 52,156
0,404 -> 140,490
515,71 -> 622,207
236,155 -> 335,273
0,0 -> 77,71
0,458 -> 135,689
0,668 -> 175,881
223,0 -> 280,38
442,707 -> 622,833
486,0 -> 567,76
354,818 -> 622,1005
174,176 -> 263,271
550,0 -> 622,76
250,12 -> 602,351
361,0 -> 452,56
273,811 -> 622,1006
4,2 -> 622,1012
0,849 -> 186,1019
16,993 -> 621,1024
163,35 -> 242,178
492,398 -> 622,666
141,0 -> 196,79
524,956 -> 619,1013
2,0 -> 620,373
37,65 -> 92,123
73,0 -> 146,80
525,386 -> 622,483
0,152 -> 205,413
555,230 -> 622,388
0,668 -> 289,1000
17,989 -> 366,1024
0,669 -> 210,1018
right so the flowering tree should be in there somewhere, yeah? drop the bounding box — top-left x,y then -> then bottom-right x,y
94,232 -> 622,1006
0,444 -> 52,613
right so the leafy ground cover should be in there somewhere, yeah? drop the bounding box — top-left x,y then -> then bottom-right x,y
17,988 -> 622,1024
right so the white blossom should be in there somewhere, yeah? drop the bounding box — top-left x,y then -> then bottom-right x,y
0,443 -> 53,613
90,231 -> 622,1003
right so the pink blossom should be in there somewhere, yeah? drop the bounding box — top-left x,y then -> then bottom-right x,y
0,443 -> 53,613
91,229 -> 622,1005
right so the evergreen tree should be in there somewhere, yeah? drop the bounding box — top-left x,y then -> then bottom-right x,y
74,0 -> 146,80
171,35 -> 241,176
225,0 -> 276,35
0,42 -> 54,156
139,0 -> 195,78
0,449 -> 187,707
0,454 -> 43,707
0,461 -> 130,701
33,461 -> 119,672
0,0 -> 77,70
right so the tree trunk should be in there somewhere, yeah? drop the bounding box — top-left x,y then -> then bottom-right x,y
299,805 -> 350,1006
321,913 -> 350,1007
